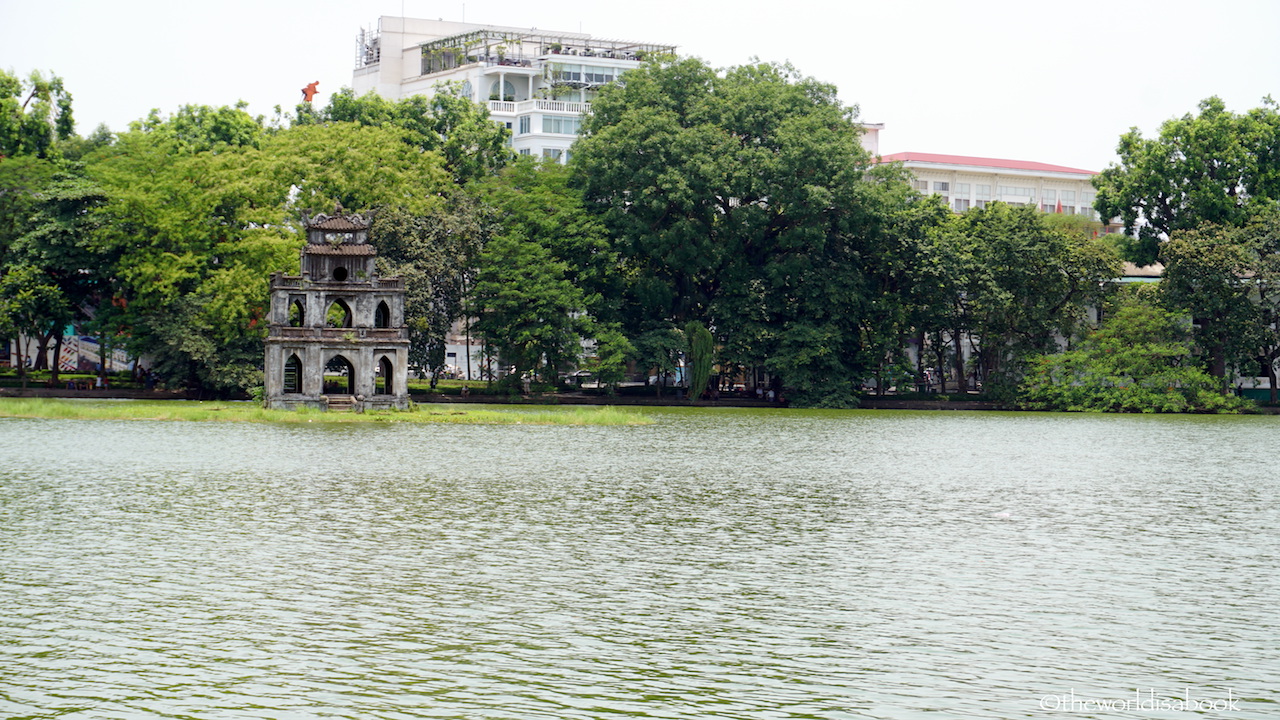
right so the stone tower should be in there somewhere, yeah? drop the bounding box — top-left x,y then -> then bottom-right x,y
264,210 -> 409,411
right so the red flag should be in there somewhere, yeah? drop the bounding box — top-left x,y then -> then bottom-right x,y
1055,199 -> 1063,213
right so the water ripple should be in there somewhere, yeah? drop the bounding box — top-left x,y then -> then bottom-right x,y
1,410 -> 1277,718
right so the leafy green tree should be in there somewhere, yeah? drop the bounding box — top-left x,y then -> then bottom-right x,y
264,122 -> 453,214
0,265 -> 71,387
584,324 -> 633,393
927,203 -> 1120,394
3,168 -> 110,381
473,158 -> 620,325
471,231 -> 587,384
299,86 -> 510,184
0,156 -> 58,259
573,57 -> 908,406
630,322 -> 685,397
85,122 -> 285,392
684,320 -> 714,400
129,102 -> 265,152
1,70 -> 74,159
1159,222 -> 1261,385
858,169 -> 952,395
372,198 -> 490,385
1158,208 -> 1280,389
1020,290 -> 1251,413
1,70 -> 84,380
1239,206 -> 1280,401
1093,96 -> 1280,265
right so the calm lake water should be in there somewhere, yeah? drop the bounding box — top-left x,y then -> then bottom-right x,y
2,407 -> 1277,719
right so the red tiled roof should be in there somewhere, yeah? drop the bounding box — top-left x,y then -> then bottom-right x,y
878,152 -> 1096,175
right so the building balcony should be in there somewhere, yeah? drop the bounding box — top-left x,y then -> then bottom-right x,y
486,98 -> 591,116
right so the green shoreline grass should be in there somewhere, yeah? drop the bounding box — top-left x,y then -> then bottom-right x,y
0,398 -> 652,426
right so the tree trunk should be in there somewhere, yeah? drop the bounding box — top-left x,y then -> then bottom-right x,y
952,329 -> 967,393
34,328 -> 54,371
1267,361 -> 1277,405
51,334 -> 63,386
16,334 -> 28,389
933,332 -> 947,394
1210,344 -> 1228,393
915,330 -> 926,393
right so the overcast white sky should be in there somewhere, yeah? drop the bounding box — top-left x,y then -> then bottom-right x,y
3,0 -> 1277,172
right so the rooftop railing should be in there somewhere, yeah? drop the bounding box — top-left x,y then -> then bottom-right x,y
486,99 -> 591,115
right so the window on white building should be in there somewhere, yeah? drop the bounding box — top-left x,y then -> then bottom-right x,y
583,65 -> 616,84
1080,191 -> 1096,220
954,198 -> 970,212
934,181 -> 949,193
912,180 -> 928,192
955,183 -> 969,196
998,185 -> 1036,202
545,64 -> 582,83
542,116 -> 582,135
543,148 -> 565,163
518,116 -> 530,134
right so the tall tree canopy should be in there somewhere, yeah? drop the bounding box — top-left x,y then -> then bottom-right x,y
1157,206 -> 1280,390
1093,96 -> 1280,265
1,70 -> 74,159
297,86 -> 511,184
469,157 -> 623,385
927,203 -> 1120,393
371,197 -> 490,384
572,56 -> 923,406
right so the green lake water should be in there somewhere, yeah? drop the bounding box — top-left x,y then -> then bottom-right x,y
1,407 -> 1277,718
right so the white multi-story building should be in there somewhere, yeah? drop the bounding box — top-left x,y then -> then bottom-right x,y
352,17 -> 676,163
878,152 -> 1105,221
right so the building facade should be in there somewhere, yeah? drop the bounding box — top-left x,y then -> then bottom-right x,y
352,17 -> 675,163
878,152 -> 1105,221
